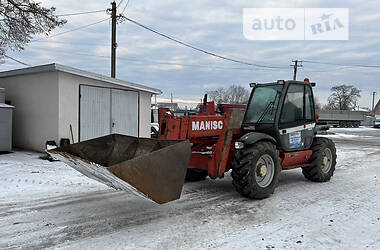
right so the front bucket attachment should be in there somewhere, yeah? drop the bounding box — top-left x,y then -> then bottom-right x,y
48,134 -> 191,204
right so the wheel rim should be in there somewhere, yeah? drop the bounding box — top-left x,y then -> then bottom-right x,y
321,148 -> 333,173
255,154 -> 275,188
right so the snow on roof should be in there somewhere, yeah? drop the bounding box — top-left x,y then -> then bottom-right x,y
0,103 -> 14,108
0,63 -> 162,95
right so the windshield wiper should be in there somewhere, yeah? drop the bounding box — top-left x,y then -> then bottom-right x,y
256,91 -> 280,125
257,101 -> 274,125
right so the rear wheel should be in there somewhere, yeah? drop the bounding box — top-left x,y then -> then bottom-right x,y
231,141 -> 281,199
185,168 -> 208,182
302,137 -> 336,182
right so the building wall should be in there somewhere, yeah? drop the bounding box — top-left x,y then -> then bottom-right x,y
0,71 -> 152,152
139,91 -> 153,137
58,72 -> 151,143
0,72 -> 59,151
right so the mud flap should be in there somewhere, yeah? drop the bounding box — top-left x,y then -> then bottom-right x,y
49,134 -> 191,204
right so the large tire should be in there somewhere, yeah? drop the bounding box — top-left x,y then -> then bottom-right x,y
185,168 -> 208,182
231,141 -> 281,199
302,137 -> 336,182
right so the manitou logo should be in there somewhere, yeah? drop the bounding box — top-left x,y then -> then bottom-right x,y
192,121 -> 223,131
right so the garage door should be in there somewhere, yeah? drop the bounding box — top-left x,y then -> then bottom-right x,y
80,86 -> 139,141
111,89 -> 138,136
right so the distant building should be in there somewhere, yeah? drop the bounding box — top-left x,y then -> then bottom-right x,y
156,102 -> 179,111
375,100 -> 380,115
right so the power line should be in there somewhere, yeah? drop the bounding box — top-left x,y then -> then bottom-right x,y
117,0 -> 125,8
32,18 -> 110,42
121,0 -> 131,15
123,17 -> 288,69
303,60 -> 380,68
302,66 -> 355,73
47,50 -> 288,71
3,54 -> 30,66
32,40 -> 110,47
56,9 -> 106,17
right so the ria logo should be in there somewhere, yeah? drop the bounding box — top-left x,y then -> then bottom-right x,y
310,13 -> 344,35
192,121 -> 223,131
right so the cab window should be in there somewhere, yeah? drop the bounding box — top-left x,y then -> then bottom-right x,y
280,84 -> 315,126
280,84 -> 304,124
305,85 -> 315,121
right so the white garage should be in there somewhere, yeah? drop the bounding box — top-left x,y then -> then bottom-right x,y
0,63 -> 161,152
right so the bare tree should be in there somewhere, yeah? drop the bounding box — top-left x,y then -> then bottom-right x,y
0,0 -> 66,56
227,85 -> 250,104
207,87 -> 228,104
326,84 -> 361,110
207,84 -> 250,104
314,96 -> 322,110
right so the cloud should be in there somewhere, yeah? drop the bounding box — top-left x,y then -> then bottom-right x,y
2,0 -> 380,109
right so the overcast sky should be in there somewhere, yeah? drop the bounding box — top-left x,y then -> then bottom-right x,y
2,0 -> 380,108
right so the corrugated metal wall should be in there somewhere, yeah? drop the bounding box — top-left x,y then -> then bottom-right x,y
80,85 -> 138,141
80,86 -> 111,141
0,88 -> 5,103
111,89 -> 138,136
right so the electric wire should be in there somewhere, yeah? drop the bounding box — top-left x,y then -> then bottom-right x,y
56,9 -> 106,17
32,18 -> 110,42
302,66 -> 355,73
3,54 -> 31,66
303,60 -> 380,68
121,0 -> 131,15
32,40 -> 110,46
123,17 -> 288,69
117,0 -> 125,8
45,50 -> 289,72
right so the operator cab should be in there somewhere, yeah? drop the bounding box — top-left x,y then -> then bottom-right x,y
242,79 -> 316,152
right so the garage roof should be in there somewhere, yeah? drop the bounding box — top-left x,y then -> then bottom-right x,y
0,63 -> 162,95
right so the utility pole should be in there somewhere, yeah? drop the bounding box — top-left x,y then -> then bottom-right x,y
170,93 -> 173,103
110,1 -> 117,78
291,60 -> 303,80
372,92 -> 377,114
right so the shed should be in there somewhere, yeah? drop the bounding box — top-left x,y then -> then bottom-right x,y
0,63 -> 161,152
0,103 -> 13,152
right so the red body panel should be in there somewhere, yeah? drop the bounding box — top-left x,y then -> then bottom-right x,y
197,102 -> 216,116
281,150 -> 313,169
217,104 -> 246,113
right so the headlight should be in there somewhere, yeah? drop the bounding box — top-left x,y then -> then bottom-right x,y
234,141 -> 244,150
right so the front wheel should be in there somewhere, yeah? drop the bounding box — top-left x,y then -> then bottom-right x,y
302,137 -> 337,182
231,141 -> 281,199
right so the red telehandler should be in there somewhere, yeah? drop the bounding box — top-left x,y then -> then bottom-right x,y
50,79 -> 337,203
158,79 -> 337,199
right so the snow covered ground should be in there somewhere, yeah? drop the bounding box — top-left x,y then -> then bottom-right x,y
1,127 -> 380,249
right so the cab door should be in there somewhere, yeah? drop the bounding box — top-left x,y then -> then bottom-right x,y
278,83 -> 316,152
